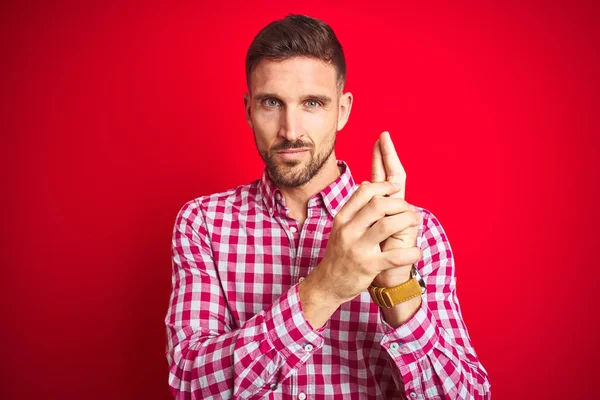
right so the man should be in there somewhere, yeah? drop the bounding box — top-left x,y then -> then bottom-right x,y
165,14 -> 490,399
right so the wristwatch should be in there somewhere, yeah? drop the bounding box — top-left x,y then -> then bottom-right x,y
368,265 -> 426,308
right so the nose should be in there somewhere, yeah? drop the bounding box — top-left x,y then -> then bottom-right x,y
278,106 -> 302,142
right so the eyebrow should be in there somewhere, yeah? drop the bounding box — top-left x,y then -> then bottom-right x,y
254,92 -> 333,105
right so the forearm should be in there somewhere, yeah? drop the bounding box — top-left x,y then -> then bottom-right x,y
378,209 -> 490,399
381,301 -> 490,399
167,285 -> 324,399
297,270 -> 344,330
168,324 -> 282,399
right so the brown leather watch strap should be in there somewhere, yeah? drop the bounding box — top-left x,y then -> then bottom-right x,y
368,277 -> 423,308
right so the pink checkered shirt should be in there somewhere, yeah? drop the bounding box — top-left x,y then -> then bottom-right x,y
165,161 -> 490,399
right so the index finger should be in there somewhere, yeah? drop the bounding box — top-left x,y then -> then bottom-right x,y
336,181 -> 401,223
372,138 -> 386,183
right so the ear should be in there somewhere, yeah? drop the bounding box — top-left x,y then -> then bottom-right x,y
243,93 -> 253,130
336,91 -> 353,131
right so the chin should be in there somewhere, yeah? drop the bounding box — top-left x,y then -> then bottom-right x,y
269,162 -> 312,188
278,158 -> 304,168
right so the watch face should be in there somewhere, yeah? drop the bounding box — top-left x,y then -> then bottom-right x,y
412,265 -> 427,293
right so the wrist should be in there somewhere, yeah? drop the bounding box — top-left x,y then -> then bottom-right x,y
298,275 -> 342,330
369,265 -> 426,310
372,265 -> 412,288
380,295 -> 422,328
375,238 -> 417,287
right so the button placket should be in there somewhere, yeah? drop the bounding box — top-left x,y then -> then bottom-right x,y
293,208 -> 317,287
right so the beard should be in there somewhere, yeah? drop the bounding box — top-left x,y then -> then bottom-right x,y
256,132 -> 337,188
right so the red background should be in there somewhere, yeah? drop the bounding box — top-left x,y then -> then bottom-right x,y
2,1 -> 599,399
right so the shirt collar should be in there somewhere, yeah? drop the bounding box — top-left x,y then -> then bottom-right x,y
259,160 -> 356,218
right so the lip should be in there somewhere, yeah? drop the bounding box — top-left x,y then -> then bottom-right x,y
277,149 -> 309,153
276,149 -> 309,160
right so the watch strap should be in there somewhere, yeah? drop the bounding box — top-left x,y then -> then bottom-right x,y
368,275 -> 423,308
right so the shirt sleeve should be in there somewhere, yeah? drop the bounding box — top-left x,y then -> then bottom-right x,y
164,200 -> 324,400
379,209 -> 491,399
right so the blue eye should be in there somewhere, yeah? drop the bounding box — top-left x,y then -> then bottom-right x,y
265,99 -> 280,107
305,100 -> 321,108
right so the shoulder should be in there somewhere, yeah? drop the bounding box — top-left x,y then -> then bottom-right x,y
175,179 -> 263,224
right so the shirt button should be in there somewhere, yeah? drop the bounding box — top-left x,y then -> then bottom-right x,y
304,344 -> 314,352
268,208 -> 273,215
298,393 -> 307,400
410,392 -> 417,398
390,342 -> 400,350
290,226 -> 298,233
299,277 -> 305,283
269,383 -> 277,390
275,193 -> 281,201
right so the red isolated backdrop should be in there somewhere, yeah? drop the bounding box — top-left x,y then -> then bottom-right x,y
2,1 -> 599,399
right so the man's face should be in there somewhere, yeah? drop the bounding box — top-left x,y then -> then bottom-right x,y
244,57 -> 350,188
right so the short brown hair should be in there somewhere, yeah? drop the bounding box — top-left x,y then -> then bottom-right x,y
245,14 -> 346,90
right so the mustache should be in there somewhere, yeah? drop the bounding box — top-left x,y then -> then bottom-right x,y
272,141 -> 313,151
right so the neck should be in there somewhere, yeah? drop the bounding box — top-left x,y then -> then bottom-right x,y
275,154 -> 341,226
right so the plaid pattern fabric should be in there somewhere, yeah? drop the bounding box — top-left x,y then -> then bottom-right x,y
165,161 -> 490,399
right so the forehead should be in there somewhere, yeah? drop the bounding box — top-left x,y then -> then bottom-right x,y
250,57 -> 338,97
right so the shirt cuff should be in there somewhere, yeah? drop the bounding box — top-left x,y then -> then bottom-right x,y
264,284 -> 324,368
379,296 -> 440,365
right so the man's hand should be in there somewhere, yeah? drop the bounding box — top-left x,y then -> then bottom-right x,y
371,131 -> 422,288
298,181 -> 422,329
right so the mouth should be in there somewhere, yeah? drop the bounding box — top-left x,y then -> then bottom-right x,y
275,148 -> 310,161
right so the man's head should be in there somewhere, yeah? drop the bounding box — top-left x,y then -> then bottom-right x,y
244,15 -> 353,188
